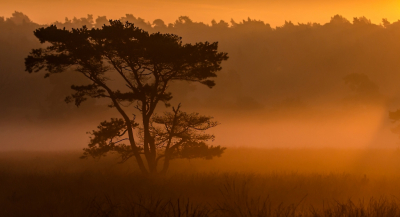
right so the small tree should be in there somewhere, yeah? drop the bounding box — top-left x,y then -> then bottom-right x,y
25,20 -> 228,175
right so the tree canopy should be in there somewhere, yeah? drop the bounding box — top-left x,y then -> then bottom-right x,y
25,20 -> 228,174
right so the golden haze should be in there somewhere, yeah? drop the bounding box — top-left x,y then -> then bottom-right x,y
1,0 -> 400,26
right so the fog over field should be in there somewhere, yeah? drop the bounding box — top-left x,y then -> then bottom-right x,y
4,3 -> 400,216
2,12 -> 400,150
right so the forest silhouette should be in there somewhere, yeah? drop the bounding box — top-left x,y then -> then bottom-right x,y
1,12 -> 400,149
2,13 -> 399,115
5,11 -> 400,217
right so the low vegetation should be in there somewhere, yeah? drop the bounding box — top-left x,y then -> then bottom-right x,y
2,148 -> 400,216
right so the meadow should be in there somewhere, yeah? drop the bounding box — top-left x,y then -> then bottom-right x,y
2,148 -> 400,217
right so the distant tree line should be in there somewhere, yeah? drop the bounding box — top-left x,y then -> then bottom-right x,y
2,12 -> 400,122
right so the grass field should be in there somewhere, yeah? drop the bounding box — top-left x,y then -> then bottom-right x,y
2,148 -> 400,216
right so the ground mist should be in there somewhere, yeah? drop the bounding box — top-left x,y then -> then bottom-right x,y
2,148 -> 400,216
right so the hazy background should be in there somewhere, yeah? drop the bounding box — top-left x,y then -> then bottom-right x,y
1,0 -> 400,27
2,10 -> 400,150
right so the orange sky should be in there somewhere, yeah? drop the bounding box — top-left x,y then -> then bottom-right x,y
1,0 -> 400,26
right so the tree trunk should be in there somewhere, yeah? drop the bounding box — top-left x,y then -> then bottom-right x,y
143,117 -> 158,174
102,85 -> 149,175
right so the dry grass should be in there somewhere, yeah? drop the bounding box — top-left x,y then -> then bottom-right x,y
2,148 -> 400,216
